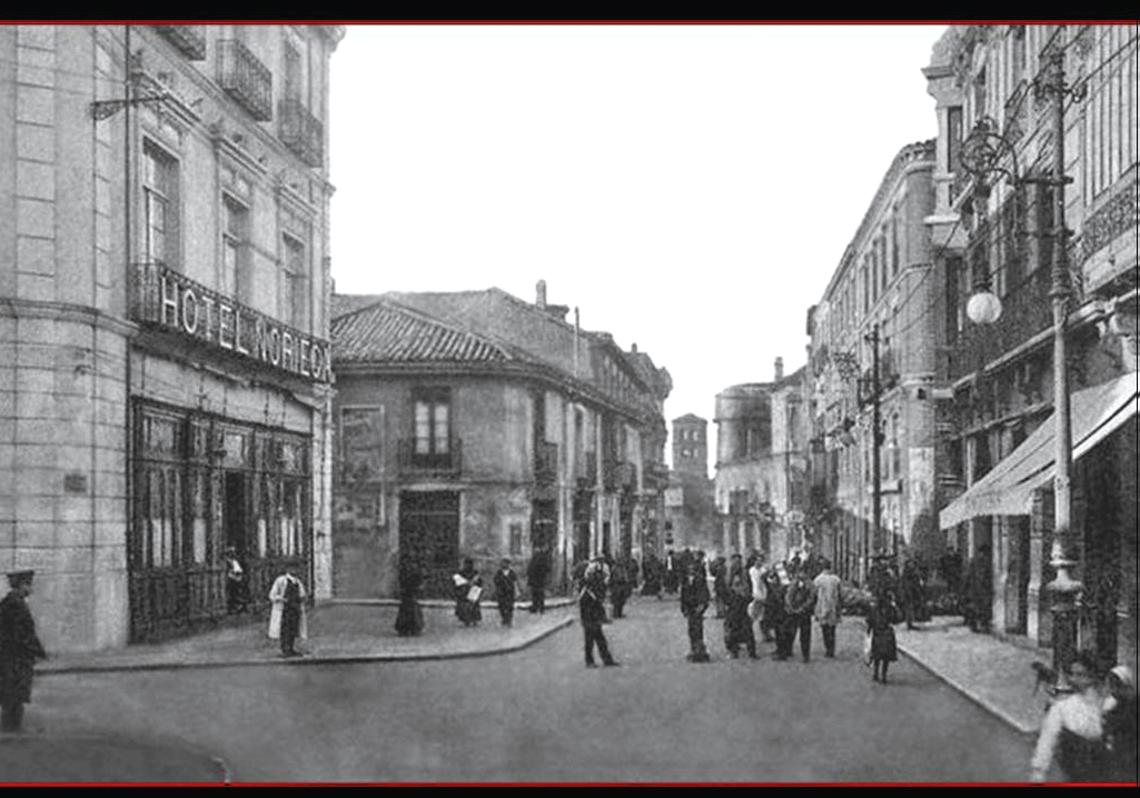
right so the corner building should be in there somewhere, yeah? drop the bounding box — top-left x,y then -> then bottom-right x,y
0,25 -> 343,650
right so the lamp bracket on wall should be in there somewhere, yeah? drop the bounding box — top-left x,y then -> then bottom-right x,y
91,89 -> 172,121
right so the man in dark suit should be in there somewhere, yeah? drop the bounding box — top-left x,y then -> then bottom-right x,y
579,561 -> 619,668
0,570 -> 48,733
526,549 -> 549,614
680,553 -> 711,662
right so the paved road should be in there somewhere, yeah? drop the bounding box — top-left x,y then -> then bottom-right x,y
31,597 -> 1033,782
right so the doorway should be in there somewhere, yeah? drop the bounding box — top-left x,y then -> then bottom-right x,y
399,491 -> 461,598
224,472 -> 247,557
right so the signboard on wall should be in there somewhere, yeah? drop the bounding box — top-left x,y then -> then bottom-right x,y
664,487 -> 684,508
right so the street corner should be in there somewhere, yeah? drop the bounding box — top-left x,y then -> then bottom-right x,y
0,732 -> 230,783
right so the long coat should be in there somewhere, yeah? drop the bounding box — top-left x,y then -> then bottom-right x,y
267,574 -> 309,641
812,572 -> 842,626
0,591 -> 47,706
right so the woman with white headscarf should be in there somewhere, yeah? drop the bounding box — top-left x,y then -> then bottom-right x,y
1102,665 -> 1137,783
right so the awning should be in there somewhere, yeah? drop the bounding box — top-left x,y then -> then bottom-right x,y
939,371 -> 1139,530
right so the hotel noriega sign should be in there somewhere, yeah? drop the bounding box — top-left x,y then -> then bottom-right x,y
132,261 -> 332,383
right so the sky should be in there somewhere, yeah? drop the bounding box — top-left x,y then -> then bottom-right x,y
327,23 -> 945,468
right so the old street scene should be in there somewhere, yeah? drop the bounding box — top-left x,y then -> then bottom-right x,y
0,22 -> 1136,785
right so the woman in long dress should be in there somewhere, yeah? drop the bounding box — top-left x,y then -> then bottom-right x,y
453,558 -> 483,627
394,556 -> 424,637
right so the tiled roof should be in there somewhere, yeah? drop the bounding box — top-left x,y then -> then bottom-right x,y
332,298 -> 518,364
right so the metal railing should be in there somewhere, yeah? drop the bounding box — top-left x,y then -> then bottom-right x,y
279,98 -> 324,167
397,438 -> 463,475
154,26 -> 207,60
217,39 -> 273,122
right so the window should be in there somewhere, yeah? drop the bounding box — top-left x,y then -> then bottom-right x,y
142,140 -> 180,267
284,42 -> 303,102
413,388 -> 451,457
947,106 -> 964,176
283,233 -> 308,329
222,195 -> 249,299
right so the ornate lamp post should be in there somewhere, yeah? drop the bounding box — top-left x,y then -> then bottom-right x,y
960,40 -> 1085,683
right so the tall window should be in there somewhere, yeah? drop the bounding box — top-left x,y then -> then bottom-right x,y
222,195 -> 249,299
284,42 -> 302,102
143,140 -> 179,267
413,388 -> 451,458
283,233 -> 308,329
947,106 -> 963,176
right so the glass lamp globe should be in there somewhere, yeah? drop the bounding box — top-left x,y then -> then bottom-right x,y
967,290 -> 1003,325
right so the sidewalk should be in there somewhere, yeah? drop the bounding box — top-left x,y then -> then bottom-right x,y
896,615 -> 1053,736
38,599 -> 574,675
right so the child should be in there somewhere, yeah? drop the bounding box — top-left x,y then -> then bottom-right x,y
866,592 -> 899,683
493,559 -> 518,627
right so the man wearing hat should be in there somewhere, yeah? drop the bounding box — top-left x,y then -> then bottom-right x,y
0,570 -> 48,733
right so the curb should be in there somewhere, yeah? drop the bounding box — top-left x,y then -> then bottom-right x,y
898,643 -> 1039,737
38,617 -> 575,677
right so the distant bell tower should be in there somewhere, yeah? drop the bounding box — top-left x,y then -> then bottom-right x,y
672,414 -> 709,478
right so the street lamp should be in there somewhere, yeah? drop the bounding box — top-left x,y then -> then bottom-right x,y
959,41 -> 1084,684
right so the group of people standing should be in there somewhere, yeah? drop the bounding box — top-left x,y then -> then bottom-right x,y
672,547 -> 846,667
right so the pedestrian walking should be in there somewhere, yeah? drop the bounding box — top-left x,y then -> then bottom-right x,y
680,553 -> 711,663
812,559 -> 842,658
453,558 -> 484,627
1030,651 -> 1111,781
268,567 -> 308,658
783,565 -> 817,663
710,555 -> 729,619
526,548 -> 549,614
0,571 -> 47,733
761,565 -> 785,646
609,556 -> 634,619
223,546 -> 251,614
1102,665 -> 1137,782
663,549 -> 679,595
394,554 -> 425,637
723,554 -> 757,659
746,552 -> 767,632
579,569 -> 619,668
641,552 -> 662,598
900,556 -> 928,630
865,592 -> 900,683
493,558 -> 518,627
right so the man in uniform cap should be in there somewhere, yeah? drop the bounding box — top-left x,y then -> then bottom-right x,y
0,570 -> 48,732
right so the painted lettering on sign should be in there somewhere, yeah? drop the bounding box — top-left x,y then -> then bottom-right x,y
139,263 -> 332,383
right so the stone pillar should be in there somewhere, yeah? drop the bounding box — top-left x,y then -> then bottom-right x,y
994,516 -> 1010,632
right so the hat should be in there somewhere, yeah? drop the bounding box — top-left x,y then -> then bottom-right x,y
7,570 -> 34,587
1109,665 -> 1135,692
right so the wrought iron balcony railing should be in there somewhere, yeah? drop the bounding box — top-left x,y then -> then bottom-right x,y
576,451 -> 597,488
217,39 -> 273,122
397,438 -> 462,475
154,26 -> 207,60
535,442 -> 558,485
279,98 -> 324,168
948,267 -> 1053,381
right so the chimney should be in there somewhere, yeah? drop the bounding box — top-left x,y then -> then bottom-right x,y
631,343 -> 638,353
536,279 -> 547,309
774,357 -> 784,381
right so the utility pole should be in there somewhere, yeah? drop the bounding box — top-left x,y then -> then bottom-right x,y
866,327 -> 883,558
1037,34 -> 1082,683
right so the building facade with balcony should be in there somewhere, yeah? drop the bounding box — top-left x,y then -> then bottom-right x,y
804,140 -> 943,585
0,25 -> 343,651
330,284 -> 671,598
926,24 -> 1137,672
713,360 -> 809,564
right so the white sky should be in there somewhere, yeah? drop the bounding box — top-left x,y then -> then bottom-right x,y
328,23 -> 945,467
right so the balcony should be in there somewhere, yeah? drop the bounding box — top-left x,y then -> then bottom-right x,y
217,39 -> 273,122
603,460 -> 635,491
154,26 -> 207,60
948,267 -> 1053,381
534,442 -> 558,485
279,98 -> 324,168
397,438 -> 462,476
575,451 -> 597,488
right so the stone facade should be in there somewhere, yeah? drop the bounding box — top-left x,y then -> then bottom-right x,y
926,24 -> 1137,673
0,25 -> 342,651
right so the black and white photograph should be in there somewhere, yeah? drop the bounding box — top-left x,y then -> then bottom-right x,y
0,19 -> 1137,785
